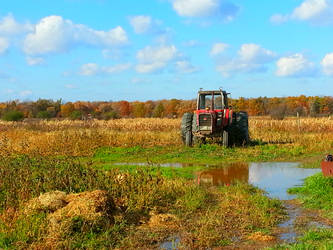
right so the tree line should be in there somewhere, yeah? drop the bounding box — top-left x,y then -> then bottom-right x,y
0,95 -> 332,121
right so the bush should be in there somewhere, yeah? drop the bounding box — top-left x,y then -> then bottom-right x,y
70,110 -> 82,120
36,111 -> 52,119
1,111 -> 24,121
102,111 -> 119,120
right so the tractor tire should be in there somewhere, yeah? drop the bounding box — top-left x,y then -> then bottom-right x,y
191,114 -> 205,146
181,113 -> 193,146
230,111 -> 249,145
222,130 -> 229,147
185,131 -> 192,147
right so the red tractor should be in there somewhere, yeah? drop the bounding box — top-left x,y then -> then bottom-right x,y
181,89 -> 249,147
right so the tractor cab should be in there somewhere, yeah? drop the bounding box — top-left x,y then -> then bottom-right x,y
197,90 -> 229,111
195,90 -> 232,135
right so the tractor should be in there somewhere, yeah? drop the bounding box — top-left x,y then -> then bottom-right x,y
181,89 -> 249,147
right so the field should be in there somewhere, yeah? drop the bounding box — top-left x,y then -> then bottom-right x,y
1,117 -> 333,248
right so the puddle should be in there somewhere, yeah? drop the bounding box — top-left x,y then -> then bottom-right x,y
196,162 -> 320,200
159,236 -> 180,250
278,202 -> 300,243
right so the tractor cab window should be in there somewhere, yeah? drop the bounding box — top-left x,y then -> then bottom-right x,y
199,94 -> 212,110
214,94 -> 223,110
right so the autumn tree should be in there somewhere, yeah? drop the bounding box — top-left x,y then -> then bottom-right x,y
61,102 -> 75,117
153,102 -> 165,118
118,101 -> 131,117
132,102 -> 146,118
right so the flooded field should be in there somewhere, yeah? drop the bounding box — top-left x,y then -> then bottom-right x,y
114,161 -> 325,247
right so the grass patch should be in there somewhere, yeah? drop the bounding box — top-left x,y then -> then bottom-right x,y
274,229 -> 333,249
288,173 -> 333,216
92,144 -> 319,167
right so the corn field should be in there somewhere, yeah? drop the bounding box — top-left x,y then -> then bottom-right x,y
0,117 -> 332,156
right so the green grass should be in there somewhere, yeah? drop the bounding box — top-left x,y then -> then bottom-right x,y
100,164 -> 205,179
92,144 -> 319,166
274,229 -> 333,249
288,173 -> 333,216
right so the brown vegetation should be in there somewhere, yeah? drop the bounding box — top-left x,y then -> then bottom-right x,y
0,116 -> 333,157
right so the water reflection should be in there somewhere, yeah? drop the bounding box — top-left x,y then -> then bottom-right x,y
196,163 -> 248,186
196,162 -> 320,200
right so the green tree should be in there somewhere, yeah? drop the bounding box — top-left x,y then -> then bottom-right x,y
2,110 -> 24,121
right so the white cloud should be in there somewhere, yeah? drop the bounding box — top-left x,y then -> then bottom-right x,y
271,0 -> 333,25
0,37 -> 9,54
0,14 -> 32,36
80,63 -> 131,76
26,56 -> 45,66
210,42 -> 228,56
238,43 -> 276,64
215,44 -> 276,77
276,53 -> 316,77
23,15 -> 128,55
0,14 -> 33,55
292,0 -> 328,20
321,53 -> 333,75
175,60 -> 199,73
129,16 -> 152,34
135,45 -> 178,73
171,0 -> 239,20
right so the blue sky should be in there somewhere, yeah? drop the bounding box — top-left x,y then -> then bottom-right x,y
0,0 -> 333,101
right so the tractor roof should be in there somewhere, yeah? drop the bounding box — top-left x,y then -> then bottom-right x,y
198,90 -> 227,95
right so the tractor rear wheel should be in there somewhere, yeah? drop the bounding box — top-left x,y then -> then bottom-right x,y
230,111 -> 249,145
181,113 -> 193,146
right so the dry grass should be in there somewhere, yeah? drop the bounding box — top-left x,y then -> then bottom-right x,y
0,117 -> 332,156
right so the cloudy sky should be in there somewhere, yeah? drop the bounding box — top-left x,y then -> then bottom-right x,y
1,0 -> 333,101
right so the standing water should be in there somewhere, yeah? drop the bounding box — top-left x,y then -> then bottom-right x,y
196,162 -> 320,200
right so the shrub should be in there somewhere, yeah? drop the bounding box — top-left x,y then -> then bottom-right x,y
1,111 -> 24,121
101,111 -> 119,120
36,111 -> 52,119
70,110 -> 82,120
